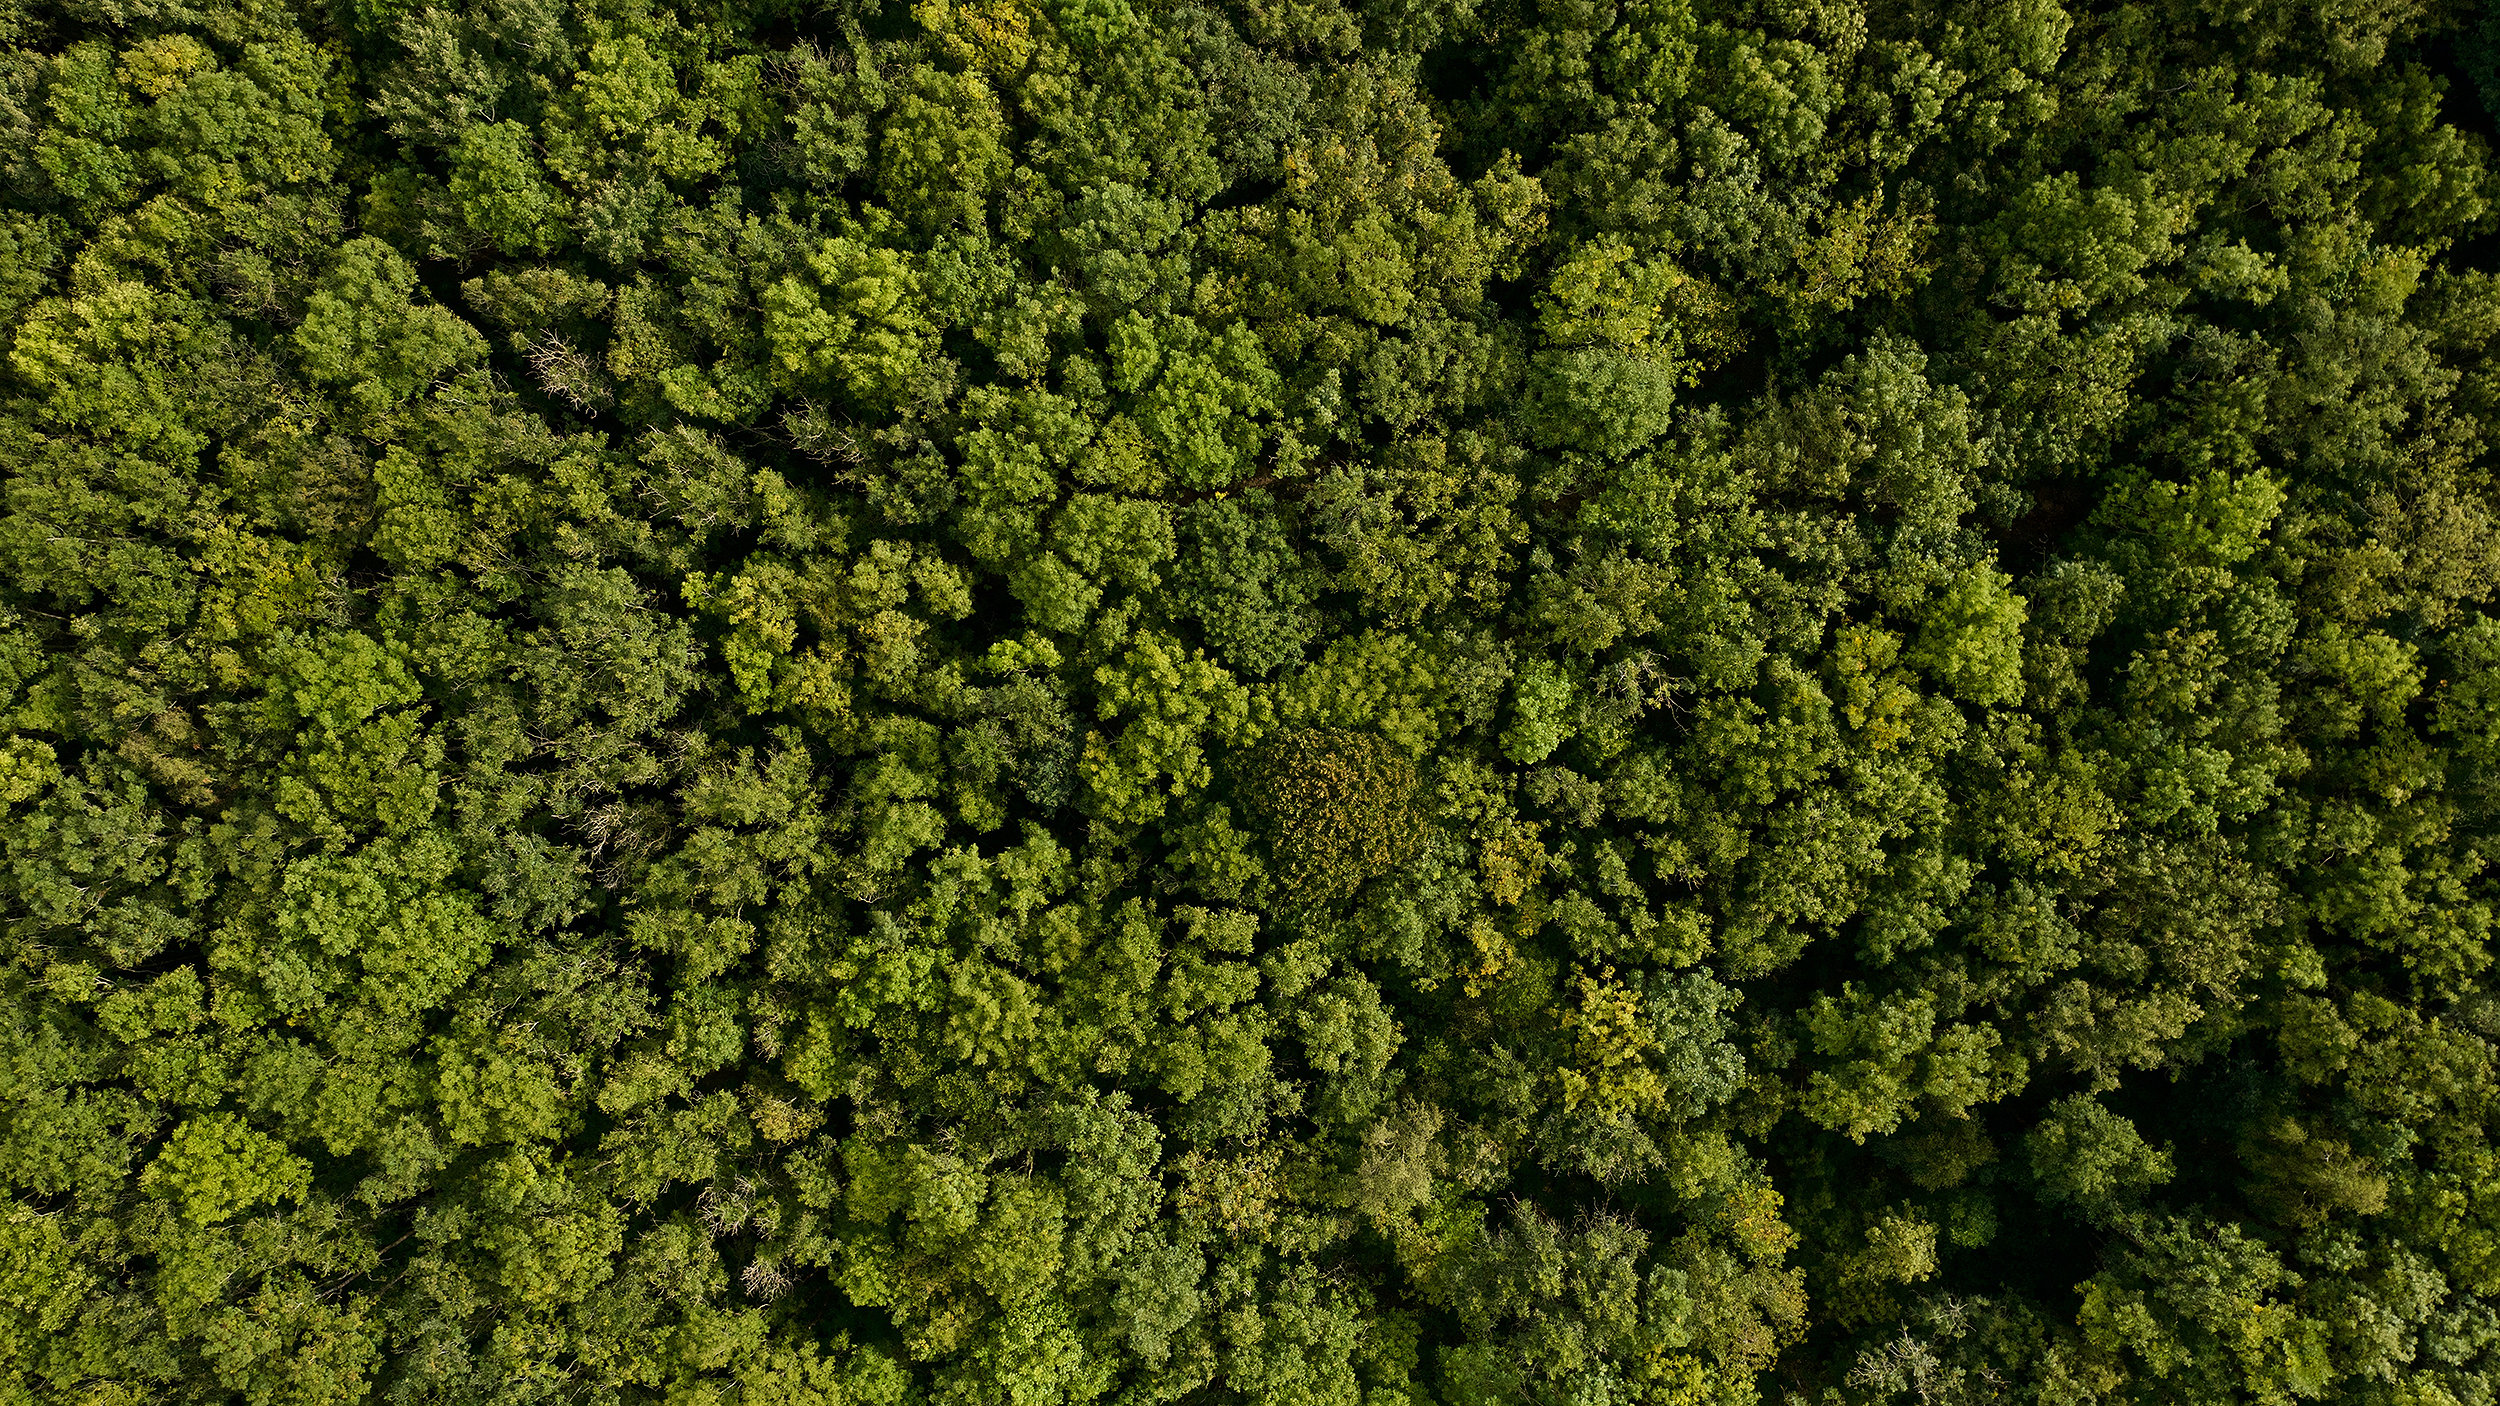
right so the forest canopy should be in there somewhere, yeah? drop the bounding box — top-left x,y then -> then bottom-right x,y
5,0 -> 2500,1400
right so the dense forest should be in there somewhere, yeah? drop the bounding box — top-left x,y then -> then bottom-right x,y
5,0 -> 2500,1398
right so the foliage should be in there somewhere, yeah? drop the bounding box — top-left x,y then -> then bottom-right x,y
1240,726 -> 1426,908
2,0 -> 2499,1401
